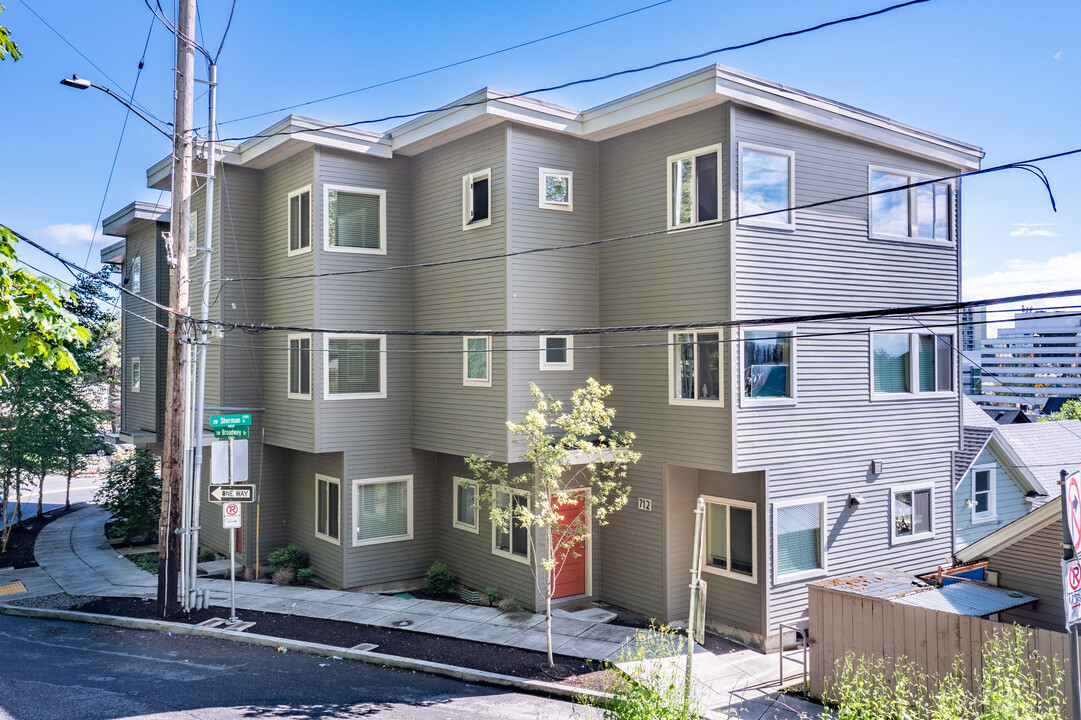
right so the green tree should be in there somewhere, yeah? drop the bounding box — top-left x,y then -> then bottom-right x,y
95,449 -> 161,543
0,4 -> 20,62
467,379 -> 640,668
1039,399 -> 1081,422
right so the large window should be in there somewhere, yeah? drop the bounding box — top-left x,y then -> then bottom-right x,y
774,499 -> 827,583
869,168 -> 951,242
739,145 -> 794,227
463,336 -> 491,387
539,168 -> 573,211
315,474 -> 340,544
288,186 -> 312,255
971,465 -> 996,523
702,497 -> 756,583
667,145 -> 720,230
288,334 -> 312,399
463,169 -> 492,229
872,332 -> 954,398
131,357 -> 141,393
353,476 -> 412,546
325,334 -> 385,399
325,185 -> 386,254
492,487 -> 530,563
669,331 -> 721,404
742,329 -> 794,402
131,256 -> 141,294
540,335 -> 573,371
453,478 -> 479,533
892,485 -> 933,543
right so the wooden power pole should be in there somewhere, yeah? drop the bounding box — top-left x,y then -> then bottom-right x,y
157,0 -> 196,617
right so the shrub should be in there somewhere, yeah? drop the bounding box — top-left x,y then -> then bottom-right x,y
497,596 -> 522,613
296,567 -> 314,584
268,544 -> 310,572
425,561 -> 455,594
273,568 -> 295,586
198,547 -> 217,563
483,586 -> 501,605
94,449 -> 161,543
594,624 -> 701,720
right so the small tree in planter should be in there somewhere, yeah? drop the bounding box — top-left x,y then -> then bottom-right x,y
95,448 -> 161,543
467,379 -> 640,668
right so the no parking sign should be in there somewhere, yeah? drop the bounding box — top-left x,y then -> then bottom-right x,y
1064,559 -> 1081,629
222,501 -> 242,529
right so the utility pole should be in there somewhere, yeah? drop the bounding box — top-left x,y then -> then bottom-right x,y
157,0 -> 196,618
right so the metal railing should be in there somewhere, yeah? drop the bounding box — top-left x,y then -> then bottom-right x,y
778,618 -> 809,688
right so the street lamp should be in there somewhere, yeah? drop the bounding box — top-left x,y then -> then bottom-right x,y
58,74 -> 172,139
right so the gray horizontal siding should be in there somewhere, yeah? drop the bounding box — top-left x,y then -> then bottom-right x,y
991,521 -> 1066,631
954,446 -> 1031,551
121,221 -> 161,435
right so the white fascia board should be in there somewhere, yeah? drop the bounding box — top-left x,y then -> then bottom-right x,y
954,499 -> 1061,564
988,429 -> 1046,496
580,67 -> 722,138
235,115 -> 391,167
102,201 -> 171,237
99,237 -> 126,265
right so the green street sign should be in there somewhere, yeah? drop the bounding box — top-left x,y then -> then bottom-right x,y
213,426 -> 248,439
211,413 -> 252,428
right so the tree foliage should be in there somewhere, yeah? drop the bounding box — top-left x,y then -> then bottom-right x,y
95,449 -> 161,543
1039,399 -> 1081,422
0,4 -> 20,62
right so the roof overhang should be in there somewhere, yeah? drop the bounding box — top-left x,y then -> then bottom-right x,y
954,499 -> 1061,564
101,201 -> 170,237
99,239 -> 126,266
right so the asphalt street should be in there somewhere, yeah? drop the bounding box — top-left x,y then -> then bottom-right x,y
3,472 -> 105,521
0,613 -> 598,719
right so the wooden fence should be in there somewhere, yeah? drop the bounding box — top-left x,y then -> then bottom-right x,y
808,583 -> 1075,714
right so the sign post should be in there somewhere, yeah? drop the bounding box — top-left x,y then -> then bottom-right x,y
209,413 -> 252,625
1060,470 -> 1081,720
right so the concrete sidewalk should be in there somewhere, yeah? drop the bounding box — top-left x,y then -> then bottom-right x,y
5,506 -> 818,719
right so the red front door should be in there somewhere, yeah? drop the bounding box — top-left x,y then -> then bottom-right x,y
551,495 -> 586,599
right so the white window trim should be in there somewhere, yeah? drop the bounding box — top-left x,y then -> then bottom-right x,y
287,333 -> 313,400
539,335 -> 574,371
869,330 -> 956,401
740,324 -> 797,407
323,333 -> 387,400
463,336 -> 492,387
491,486 -> 531,565
867,165 -> 954,246
462,168 -> 493,230
701,495 -> 757,584
665,143 -> 723,231
772,496 -> 828,585
452,477 -> 479,534
668,329 -> 725,407
287,185 -> 313,257
131,256 -> 141,294
352,475 -> 413,547
738,143 -> 795,230
538,167 -> 573,212
131,357 -> 141,393
314,474 -> 341,545
890,483 -> 935,545
323,183 -> 387,255
970,464 -> 998,525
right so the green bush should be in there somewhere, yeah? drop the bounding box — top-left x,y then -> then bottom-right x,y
267,543 -> 310,572
198,547 -> 217,563
426,561 -> 455,594
94,449 -> 161,543
483,586 -> 501,605
296,567 -> 314,584
273,568 -> 295,586
593,624 -> 701,720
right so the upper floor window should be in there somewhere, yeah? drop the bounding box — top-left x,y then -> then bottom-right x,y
463,336 -> 492,387
669,331 -> 721,405
739,145 -> 795,228
971,465 -> 996,523
131,256 -> 141,293
871,332 -> 954,398
325,334 -> 386,399
869,168 -> 951,242
892,484 -> 934,544
540,335 -> 573,371
539,168 -> 573,211
188,210 -> 200,264
325,185 -> 386,254
742,328 -> 794,402
131,357 -> 141,393
463,169 -> 492,229
288,334 -> 312,399
667,144 -> 721,230
288,186 -> 312,255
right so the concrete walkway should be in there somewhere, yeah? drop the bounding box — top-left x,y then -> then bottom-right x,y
4,506 -> 819,719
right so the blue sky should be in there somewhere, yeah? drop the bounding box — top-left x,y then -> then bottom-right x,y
2,0 -> 1078,323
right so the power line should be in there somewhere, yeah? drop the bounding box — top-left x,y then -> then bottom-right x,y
214,0 -> 935,144
212,0 -> 674,129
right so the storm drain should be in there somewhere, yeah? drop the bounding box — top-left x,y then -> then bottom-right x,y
0,581 -> 26,596
350,643 -> 378,652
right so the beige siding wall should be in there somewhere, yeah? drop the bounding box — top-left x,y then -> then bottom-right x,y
990,520 -> 1067,631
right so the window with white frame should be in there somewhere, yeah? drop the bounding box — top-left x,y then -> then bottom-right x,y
288,334 -> 312,399
188,210 -> 199,263
743,329 -> 794,401
353,476 -> 412,546
463,336 -> 491,386
540,336 -> 573,370
325,334 -> 385,399
892,485 -> 933,542
288,186 -> 312,255
492,487 -> 529,562
315,474 -> 340,544
131,256 -> 141,293
872,332 -> 954,397
702,497 -> 755,581
739,145 -> 794,227
453,477 -> 479,533
667,145 -> 720,230
463,168 -> 492,229
325,185 -> 386,253
971,465 -> 996,523
870,168 -> 951,241
669,331 -> 721,404
131,357 -> 141,393
774,499 -> 827,582
539,168 -> 572,211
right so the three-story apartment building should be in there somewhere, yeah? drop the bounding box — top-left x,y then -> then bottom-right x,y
102,65 -> 982,650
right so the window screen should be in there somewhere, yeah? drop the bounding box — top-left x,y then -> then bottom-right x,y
328,338 -> 381,394
328,190 -> 381,249
776,503 -> 823,576
355,480 -> 408,542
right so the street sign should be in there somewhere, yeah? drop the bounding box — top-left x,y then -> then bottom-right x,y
211,413 -> 252,428
213,426 -> 248,440
223,501 -> 242,528
1064,559 -> 1081,629
1066,472 -> 1081,551
209,484 -> 256,503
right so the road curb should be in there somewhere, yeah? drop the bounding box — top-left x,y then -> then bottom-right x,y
0,602 -> 614,704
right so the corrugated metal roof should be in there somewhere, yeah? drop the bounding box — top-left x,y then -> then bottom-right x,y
892,582 -> 1037,616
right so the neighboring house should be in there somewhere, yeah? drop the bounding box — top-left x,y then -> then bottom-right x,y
102,64 -> 983,651
976,310 -> 1081,410
982,406 -> 1034,424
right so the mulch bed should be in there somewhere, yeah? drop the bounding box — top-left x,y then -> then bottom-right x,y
0,503 -> 86,569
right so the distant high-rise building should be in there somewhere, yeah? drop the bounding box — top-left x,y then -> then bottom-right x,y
960,307 -> 987,395
974,310 -> 1081,409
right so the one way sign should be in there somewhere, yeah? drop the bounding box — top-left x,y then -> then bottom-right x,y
208,484 -> 256,503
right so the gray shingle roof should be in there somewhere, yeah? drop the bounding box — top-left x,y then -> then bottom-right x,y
963,397 -> 1000,429
955,426 -> 994,485
995,420 -> 1081,496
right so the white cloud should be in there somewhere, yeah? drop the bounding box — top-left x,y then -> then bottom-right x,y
1008,222 -> 1059,238
34,222 -> 97,247
964,252 -> 1081,336
1054,51 -> 1064,60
